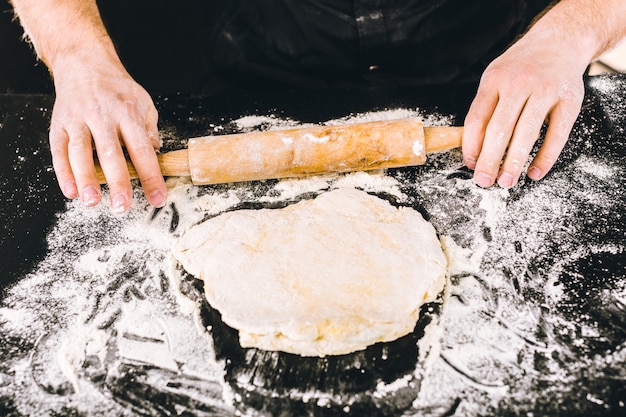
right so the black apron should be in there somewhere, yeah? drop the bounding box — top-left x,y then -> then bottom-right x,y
203,0 -> 554,92
98,0 -> 554,94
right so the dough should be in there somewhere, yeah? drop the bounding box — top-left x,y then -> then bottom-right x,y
173,188 -> 447,356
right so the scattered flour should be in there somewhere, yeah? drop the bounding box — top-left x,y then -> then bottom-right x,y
1,101 -> 624,416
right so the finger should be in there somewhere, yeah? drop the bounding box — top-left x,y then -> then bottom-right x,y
473,95 -> 528,188
66,125 -> 102,207
463,86 -> 499,170
91,125 -> 132,213
527,99 -> 581,181
120,118 -> 167,208
145,103 -> 160,149
49,126 -> 78,199
497,96 -> 549,188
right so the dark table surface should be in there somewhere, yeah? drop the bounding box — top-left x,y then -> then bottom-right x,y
0,83 -> 476,289
1,76 -> 625,417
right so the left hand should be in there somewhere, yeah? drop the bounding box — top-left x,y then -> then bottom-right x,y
462,30 -> 588,188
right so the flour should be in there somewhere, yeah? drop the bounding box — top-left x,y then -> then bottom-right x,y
232,114 -> 306,132
573,154 -> 619,181
1,99 -> 624,416
1,108 -> 456,417
325,108 -> 454,127
0,193 -> 232,416
587,74 -> 626,137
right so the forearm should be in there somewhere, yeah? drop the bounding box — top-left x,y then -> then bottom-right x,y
527,0 -> 626,64
10,0 -> 124,77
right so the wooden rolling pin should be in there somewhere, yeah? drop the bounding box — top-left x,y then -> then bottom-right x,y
96,118 -> 463,185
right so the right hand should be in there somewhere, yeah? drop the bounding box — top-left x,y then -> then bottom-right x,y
462,28 -> 587,189
49,61 -> 167,213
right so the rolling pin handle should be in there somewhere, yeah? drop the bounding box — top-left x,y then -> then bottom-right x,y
424,126 -> 464,154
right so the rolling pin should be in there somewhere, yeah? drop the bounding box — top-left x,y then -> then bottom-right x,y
95,118 -> 463,185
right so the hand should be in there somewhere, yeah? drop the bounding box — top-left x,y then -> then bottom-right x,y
462,30 -> 588,188
49,62 -> 167,213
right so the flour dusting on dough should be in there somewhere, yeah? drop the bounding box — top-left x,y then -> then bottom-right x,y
173,188 -> 448,357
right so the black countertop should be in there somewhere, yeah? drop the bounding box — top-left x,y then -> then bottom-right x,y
1,76 -> 625,417
0,85 -> 474,288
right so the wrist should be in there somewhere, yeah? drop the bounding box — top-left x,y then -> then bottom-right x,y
49,34 -> 125,76
49,42 -> 130,91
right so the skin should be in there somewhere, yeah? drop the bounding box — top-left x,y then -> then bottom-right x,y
463,0 -> 626,188
10,0 -> 167,213
9,0 -> 626,213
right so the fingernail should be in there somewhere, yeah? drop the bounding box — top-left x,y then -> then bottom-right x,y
498,172 -> 515,188
527,166 -> 542,180
82,186 -> 101,207
474,172 -> 493,188
111,193 -> 129,214
149,190 -> 166,208
464,157 -> 477,169
63,181 -> 78,199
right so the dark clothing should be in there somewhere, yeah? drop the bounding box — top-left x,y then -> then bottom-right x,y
13,0 -> 549,95
204,0 -> 554,91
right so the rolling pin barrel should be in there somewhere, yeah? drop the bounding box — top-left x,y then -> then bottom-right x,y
95,118 -> 463,185
188,118 -> 427,184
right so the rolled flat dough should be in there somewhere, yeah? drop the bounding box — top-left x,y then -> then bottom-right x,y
173,188 -> 447,356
